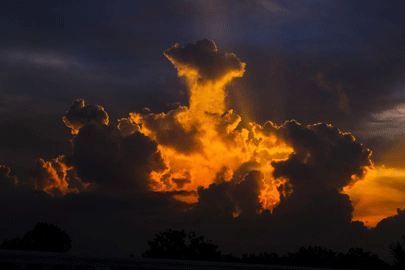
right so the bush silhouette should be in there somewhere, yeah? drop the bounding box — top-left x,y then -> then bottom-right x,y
0,222 -> 71,252
143,229 -> 221,261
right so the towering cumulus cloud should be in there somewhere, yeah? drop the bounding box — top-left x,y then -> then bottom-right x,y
120,40 -> 372,218
17,39 -> 374,222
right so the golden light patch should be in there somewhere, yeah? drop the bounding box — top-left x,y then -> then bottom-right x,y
344,166 -> 405,227
172,193 -> 200,204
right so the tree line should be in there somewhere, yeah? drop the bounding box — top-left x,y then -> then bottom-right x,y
143,229 -> 405,270
1,224 -> 405,269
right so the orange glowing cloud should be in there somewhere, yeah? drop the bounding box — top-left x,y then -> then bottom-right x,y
126,40 -> 301,213
30,156 -> 89,197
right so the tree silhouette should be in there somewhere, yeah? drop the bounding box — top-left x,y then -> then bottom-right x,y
390,236 -> 405,269
142,230 -> 391,268
338,247 -> 389,269
143,229 -> 221,261
284,246 -> 337,268
240,252 -> 279,265
0,222 -> 71,252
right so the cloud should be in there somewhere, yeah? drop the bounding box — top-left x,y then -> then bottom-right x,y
62,99 -> 109,135
29,156 -> 88,197
2,49 -> 86,69
164,39 -> 245,83
230,170 -> 265,216
258,0 -> 285,12
16,98 -> 168,195
314,72 -> 349,113
69,117 -> 167,193
189,171 -> 266,218
0,165 -> 18,197
0,165 -> 18,186
364,103 -> 405,139
117,118 -> 141,137
132,107 -> 203,154
192,182 -> 235,219
172,171 -> 192,189
262,120 -> 372,193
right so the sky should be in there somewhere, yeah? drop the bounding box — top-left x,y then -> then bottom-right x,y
1,0 -> 405,260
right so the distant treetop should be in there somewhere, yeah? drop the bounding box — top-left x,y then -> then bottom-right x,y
0,222 -> 71,253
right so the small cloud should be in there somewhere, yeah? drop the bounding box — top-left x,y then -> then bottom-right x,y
164,39 -> 245,83
314,72 -> 350,113
2,49 -> 88,69
365,103 -> 405,139
62,99 -> 109,135
259,0 -> 285,13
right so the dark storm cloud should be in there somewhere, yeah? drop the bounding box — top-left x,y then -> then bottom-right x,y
179,170 -> 369,256
192,182 -> 235,219
63,99 -> 109,134
69,119 -> 167,192
189,171 -> 265,219
229,170 -> 264,216
164,39 -> 245,82
263,120 -> 372,193
10,99 -> 168,194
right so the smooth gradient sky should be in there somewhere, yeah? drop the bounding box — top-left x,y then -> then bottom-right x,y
1,0 -> 405,260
